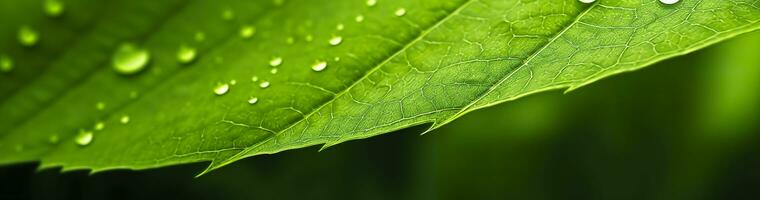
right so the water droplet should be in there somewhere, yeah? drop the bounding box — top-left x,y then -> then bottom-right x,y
44,0 -> 64,17
96,102 -> 106,110
273,0 -> 285,6
177,45 -> 197,64
286,37 -> 295,44
336,24 -> 345,31
659,0 -> 679,4
120,115 -> 130,124
578,0 -> 595,3
251,76 -> 259,82
270,68 -> 278,74
259,81 -> 270,89
0,55 -> 13,73
18,26 -> 39,47
240,25 -> 256,39
305,35 -> 314,42
195,32 -> 206,42
112,43 -> 150,75
329,36 -> 343,46
75,129 -> 93,146
366,0 -> 377,7
334,57 -> 341,62
222,8 -> 235,20
395,8 -> 407,17
94,121 -> 105,131
248,97 -> 259,105
269,57 -> 283,67
48,134 -> 59,144
129,91 -> 139,99
214,83 -> 230,95
355,15 -> 365,22
312,61 -> 327,72
230,79 -> 237,85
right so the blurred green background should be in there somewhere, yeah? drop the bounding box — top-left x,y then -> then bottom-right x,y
2,29 -> 760,200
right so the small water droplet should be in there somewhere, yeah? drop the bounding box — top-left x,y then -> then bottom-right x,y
112,43 -> 150,75
0,55 -> 13,73
230,80 -> 238,86
366,0 -> 377,7
659,0 -> 679,4
355,15 -> 365,22
240,25 -> 256,39
48,134 -> 59,144
273,0 -> 285,6
94,121 -> 105,131
305,35 -> 314,42
44,0 -> 64,17
75,129 -> 93,146
270,68 -> 278,74
120,115 -> 130,124
214,83 -> 230,95
329,36 -> 343,46
18,26 -> 39,47
269,57 -> 283,67
177,45 -> 197,64
578,0 -> 595,3
334,57 -> 341,62
248,97 -> 259,104
195,32 -> 206,42
259,81 -> 270,89
286,37 -> 295,44
96,102 -> 106,110
129,91 -> 139,99
222,8 -> 235,20
311,61 -> 327,72
251,76 -> 259,82
395,8 -> 407,17
336,24 -> 345,31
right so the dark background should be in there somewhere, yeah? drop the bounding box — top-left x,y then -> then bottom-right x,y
2,30 -> 760,200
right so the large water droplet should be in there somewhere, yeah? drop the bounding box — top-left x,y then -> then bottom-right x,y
659,0 -> 679,4
259,81 -> 270,89
269,57 -> 283,67
366,0 -> 377,7
18,26 -> 39,47
214,83 -> 230,95
312,61 -> 327,72
240,25 -> 256,39
329,36 -> 343,46
177,45 -> 197,64
44,0 -> 64,17
0,55 -> 13,73
395,8 -> 407,17
120,115 -> 130,124
112,43 -> 150,75
248,97 -> 259,105
75,129 -> 93,146
578,0 -> 595,3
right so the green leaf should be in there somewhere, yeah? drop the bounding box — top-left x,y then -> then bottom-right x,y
1,0 -> 759,175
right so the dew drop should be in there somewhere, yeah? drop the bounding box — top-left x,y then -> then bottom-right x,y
229,79 -> 237,85
75,129 -> 93,146
659,0 -> 679,4
94,121 -> 105,131
120,115 -> 130,124
240,25 -> 256,39
334,57 -> 341,62
251,76 -> 259,82
578,0 -> 595,3
286,37 -> 295,44
214,83 -> 230,95
312,61 -> 327,72
195,32 -> 206,42
259,81 -> 270,89
305,34 -> 314,42
273,0 -> 285,6
48,134 -> 59,144
222,8 -> 235,20
329,36 -> 343,46
44,0 -> 64,17
112,43 -> 150,75
366,0 -> 377,7
177,45 -> 197,64
270,68 -> 279,74
336,24 -> 345,31
0,55 -> 13,73
269,57 -> 283,67
18,26 -> 39,47
248,97 -> 259,105
96,102 -> 106,110
129,91 -> 139,99
355,15 -> 365,22
395,8 -> 407,17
